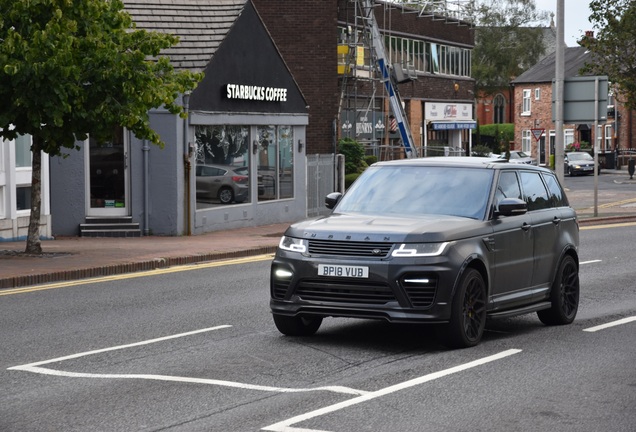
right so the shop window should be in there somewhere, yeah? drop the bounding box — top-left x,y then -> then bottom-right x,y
16,186 -> 31,211
257,125 -> 294,202
15,134 -> 32,167
194,125 -> 250,207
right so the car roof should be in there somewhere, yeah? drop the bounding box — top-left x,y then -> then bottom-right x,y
372,156 -> 550,172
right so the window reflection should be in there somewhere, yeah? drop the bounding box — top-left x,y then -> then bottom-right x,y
257,125 -> 294,202
195,125 -> 250,207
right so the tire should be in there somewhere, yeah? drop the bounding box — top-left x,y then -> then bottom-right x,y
273,314 -> 322,336
437,268 -> 487,349
537,255 -> 579,325
218,187 -> 234,204
568,167 -> 574,177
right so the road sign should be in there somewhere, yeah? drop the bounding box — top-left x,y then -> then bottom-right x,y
531,128 -> 544,142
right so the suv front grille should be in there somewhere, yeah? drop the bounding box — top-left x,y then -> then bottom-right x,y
296,280 -> 395,304
308,240 -> 392,257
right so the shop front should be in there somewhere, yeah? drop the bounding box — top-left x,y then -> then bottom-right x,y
424,102 -> 476,156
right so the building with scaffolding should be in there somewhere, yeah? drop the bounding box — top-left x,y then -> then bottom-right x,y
336,0 -> 476,159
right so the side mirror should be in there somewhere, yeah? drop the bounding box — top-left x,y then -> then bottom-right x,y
325,192 -> 343,209
495,198 -> 527,217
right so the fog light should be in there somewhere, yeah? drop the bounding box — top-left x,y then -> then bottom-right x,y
274,268 -> 293,279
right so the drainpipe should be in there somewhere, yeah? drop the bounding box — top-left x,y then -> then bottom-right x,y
182,92 -> 192,236
142,139 -> 150,235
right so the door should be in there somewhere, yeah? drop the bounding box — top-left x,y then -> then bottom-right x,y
539,136 -> 546,165
86,127 -> 129,217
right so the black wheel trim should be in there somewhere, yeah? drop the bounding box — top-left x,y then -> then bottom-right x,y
559,260 -> 579,319
462,276 -> 487,342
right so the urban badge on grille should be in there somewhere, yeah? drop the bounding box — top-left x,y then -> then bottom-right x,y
270,157 -> 580,348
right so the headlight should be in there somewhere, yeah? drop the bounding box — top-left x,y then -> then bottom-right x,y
391,242 -> 448,257
278,236 -> 308,253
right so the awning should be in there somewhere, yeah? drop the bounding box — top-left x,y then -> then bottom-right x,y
429,121 -> 477,131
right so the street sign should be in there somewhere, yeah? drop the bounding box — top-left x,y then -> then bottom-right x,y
551,76 -> 608,123
531,128 -> 544,142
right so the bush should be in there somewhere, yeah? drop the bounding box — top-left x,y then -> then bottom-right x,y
364,155 -> 378,166
472,145 -> 493,157
338,138 -> 365,174
345,173 -> 360,189
474,123 -> 514,154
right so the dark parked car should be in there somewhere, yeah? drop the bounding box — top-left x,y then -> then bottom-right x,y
270,157 -> 579,348
195,164 -> 248,204
564,152 -> 600,176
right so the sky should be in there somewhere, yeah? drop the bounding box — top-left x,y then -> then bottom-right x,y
534,0 -> 594,46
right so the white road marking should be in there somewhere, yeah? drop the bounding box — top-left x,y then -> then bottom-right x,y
262,349 -> 523,432
7,324 -> 367,396
580,260 -> 602,265
583,316 -> 636,333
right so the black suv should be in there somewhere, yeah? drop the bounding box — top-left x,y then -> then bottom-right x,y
270,157 -> 580,348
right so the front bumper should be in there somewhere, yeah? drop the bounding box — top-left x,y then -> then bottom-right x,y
270,251 -> 462,323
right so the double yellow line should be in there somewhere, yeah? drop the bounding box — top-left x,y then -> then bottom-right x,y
0,254 -> 274,296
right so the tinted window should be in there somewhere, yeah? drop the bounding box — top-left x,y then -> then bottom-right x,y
520,172 -> 550,211
495,171 -> 522,209
542,173 -> 566,207
336,166 -> 494,219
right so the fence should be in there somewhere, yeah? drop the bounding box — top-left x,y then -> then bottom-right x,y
307,154 -> 339,217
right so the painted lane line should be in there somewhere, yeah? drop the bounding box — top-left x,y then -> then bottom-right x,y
8,325 -> 233,369
262,349 -> 523,432
580,260 -> 602,265
15,366 -> 369,396
580,222 -> 636,231
583,316 -> 636,333
8,324 -> 368,397
0,254 -> 274,296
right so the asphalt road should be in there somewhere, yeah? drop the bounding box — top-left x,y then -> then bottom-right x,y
1,225 -> 635,432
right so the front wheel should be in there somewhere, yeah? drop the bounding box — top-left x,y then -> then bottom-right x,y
273,314 -> 322,336
537,255 -> 579,325
218,187 -> 235,204
437,268 -> 487,349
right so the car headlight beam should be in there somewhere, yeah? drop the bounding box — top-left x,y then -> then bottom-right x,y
392,242 -> 449,257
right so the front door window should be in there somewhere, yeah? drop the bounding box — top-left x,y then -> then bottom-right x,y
88,127 -> 128,215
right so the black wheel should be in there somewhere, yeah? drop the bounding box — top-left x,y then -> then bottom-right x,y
537,255 -> 579,325
218,187 -> 234,204
568,167 -> 574,177
438,268 -> 487,348
273,314 -> 322,336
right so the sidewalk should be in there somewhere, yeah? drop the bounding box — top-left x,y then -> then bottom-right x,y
1,169 -> 635,289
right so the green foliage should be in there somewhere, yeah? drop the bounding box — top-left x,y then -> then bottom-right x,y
472,1 -> 549,94
364,155 -> 378,166
476,123 -> 514,153
338,138 -> 365,174
472,145 -> 493,157
345,173 -> 360,189
0,0 -> 203,155
581,0 -> 636,111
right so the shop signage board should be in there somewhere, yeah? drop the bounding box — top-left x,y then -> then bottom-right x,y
340,110 -> 386,140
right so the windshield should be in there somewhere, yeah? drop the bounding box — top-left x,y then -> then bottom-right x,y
335,165 -> 494,219
568,153 -> 593,161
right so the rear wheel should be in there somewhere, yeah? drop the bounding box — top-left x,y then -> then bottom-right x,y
218,187 -> 234,204
538,255 -> 579,325
438,268 -> 487,348
273,314 -> 322,336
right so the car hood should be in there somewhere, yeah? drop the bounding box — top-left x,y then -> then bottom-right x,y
285,213 -> 492,243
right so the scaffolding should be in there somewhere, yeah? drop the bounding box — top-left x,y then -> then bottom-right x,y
337,0 -> 474,160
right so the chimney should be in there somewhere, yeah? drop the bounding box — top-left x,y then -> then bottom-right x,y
585,30 -> 594,38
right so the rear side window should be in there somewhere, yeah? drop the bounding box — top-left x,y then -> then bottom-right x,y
520,172 -> 550,211
542,173 -> 566,207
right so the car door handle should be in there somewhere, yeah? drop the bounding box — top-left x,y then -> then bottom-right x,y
553,217 -> 561,225
521,222 -> 531,231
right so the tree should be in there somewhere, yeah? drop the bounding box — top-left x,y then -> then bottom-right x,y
0,0 -> 202,254
581,0 -> 636,111
472,0 -> 549,94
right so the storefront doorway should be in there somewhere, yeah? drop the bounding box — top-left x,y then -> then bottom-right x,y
85,128 -> 129,217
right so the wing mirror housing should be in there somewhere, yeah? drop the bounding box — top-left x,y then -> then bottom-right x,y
495,198 -> 528,217
325,192 -> 343,209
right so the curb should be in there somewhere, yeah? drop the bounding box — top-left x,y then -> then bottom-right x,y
0,246 -> 277,290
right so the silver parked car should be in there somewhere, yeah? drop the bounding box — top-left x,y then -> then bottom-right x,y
195,164 -> 249,204
498,150 -> 538,165
270,157 -> 579,348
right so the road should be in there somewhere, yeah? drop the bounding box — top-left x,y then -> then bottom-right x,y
1,226 -> 635,432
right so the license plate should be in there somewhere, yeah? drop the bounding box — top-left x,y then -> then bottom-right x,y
318,264 -> 369,278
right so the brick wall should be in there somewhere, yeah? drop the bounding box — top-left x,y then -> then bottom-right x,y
253,0 -> 339,154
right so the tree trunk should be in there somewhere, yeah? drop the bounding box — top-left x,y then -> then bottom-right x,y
25,136 -> 43,255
